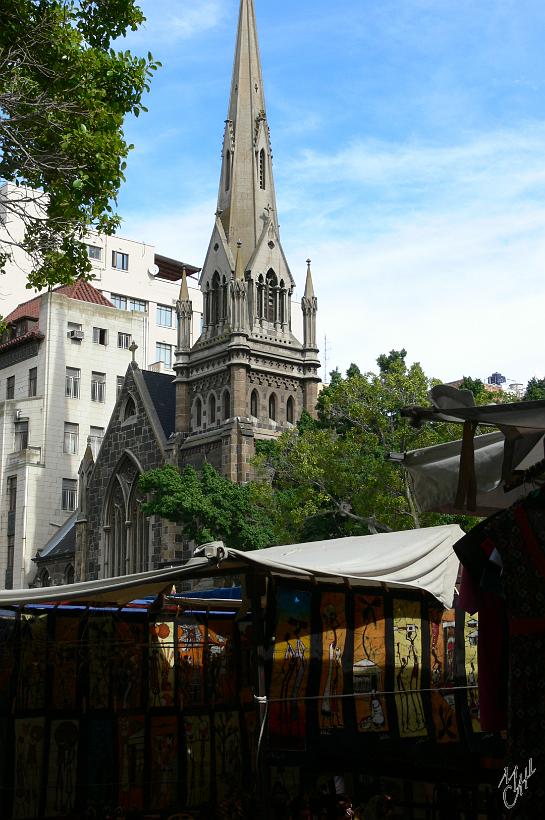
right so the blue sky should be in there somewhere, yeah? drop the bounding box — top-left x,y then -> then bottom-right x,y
118,0 -> 545,387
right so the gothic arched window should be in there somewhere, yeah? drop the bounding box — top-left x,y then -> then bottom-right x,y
279,279 -> 287,325
259,148 -> 266,190
195,397 -> 202,428
286,396 -> 294,424
225,150 -> 231,191
223,390 -> 231,421
65,565 -> 75,585
257,275 -> 265,319
123,396 -> 136,421
209,394 -> 216,425
266,270 -> 278,323
211,272 -> 221,326
222,275 -> 228,320
269,393 -> 277,421
251,389 -> 259,418
103,454 -> 148,579
40,569 -> 51,588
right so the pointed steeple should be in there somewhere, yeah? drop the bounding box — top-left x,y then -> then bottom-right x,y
302,258 -> 318,350
216,0 -> 280,272
176,267 -> 193,352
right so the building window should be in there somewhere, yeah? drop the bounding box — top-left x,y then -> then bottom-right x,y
87,244 -> 102,260
6,375 -> 14,400
266,270 -> 278,323
14,420 -> 29,451
195,397 -> 202,427
129,298 -> 146,312
62,478 -> 77,512
117,375 -> 125,397
223,390 -> 231,421
123,396 -> 136,421
65,367 -> 80,399
155,342 -> 172,369
118,332 -> 131,349
7,475 -> 17,513
5,536 -> 14,590
64,422 -> 79,455
89,426 -> 104,459
157,304 -> 173,327
39,568 -> 51,588
287,396 -> 295,424
93,327 -> 108,345
28,367 -> 37,397
251,389 -> 259,418
112,251 -> 129,271
259,148 -> 266,190
269,393 -> 277,421
110,293 -> 127,310
65,565 -> 75,585
91,372 -> 106,403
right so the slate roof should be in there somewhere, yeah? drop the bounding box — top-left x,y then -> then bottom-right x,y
142,370 -> 177,438
35,513 -> 77,563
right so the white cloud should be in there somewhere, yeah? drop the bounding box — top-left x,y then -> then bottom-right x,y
134,0 -> 227,44
121,199 -> 216,264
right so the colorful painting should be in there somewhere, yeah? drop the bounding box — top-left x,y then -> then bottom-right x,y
185,715 -> 211,807
87,615 -> 113,710
150,716 -> 178,811
393,599 -> 427,737
118,715 -> 145,810
45,720 -> 79,816
214,711 -> 243,804
86,719 -> 115,814
318,591 -> 346,731
429,607 -> 458,743
112,620 -> 145,711
268,587 -> 312,747
51,618 -> 79,711
17,614 -> 47,710
353,593 -> 388,733
464,611 -> 480,732
177,617 -> 205,709
207,619 -> 236,705
0,614 -> 16,710
149,621 -> 175,707
13,718 -> 45,819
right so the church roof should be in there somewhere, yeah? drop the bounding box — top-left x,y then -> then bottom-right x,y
141,370 -> 177,439
35,513 -> 77,563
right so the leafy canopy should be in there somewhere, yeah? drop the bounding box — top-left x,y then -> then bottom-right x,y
525,377 -> 545,402
0,0 -> 159,290
139,463 -> 277,552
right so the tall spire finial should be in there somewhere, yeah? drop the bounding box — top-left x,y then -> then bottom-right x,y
179,266 -> 189,302
216,0 -> 279,272
304,259 -> 315,299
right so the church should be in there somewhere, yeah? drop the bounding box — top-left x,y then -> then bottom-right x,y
57,0 -> 321,583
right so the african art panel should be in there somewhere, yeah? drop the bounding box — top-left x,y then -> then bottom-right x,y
393,598 -> 427,738
117,715 -> 145,810
0,614 -> 16,710
464,611 -> 480,732
149,620 -> 175,708
429,607 -> 459,743
207,619 -> 236,705
17,614 -> 47,711
13,718 -> 45,819
87,615 -> 113,710
185,715 -> 211,808
177,617 -> 205,709
214,711 -> 243,804
353,593 -> 388,734
113,620 -> 145,711
150,716 -> 178,811
50,618 -> 79,711
318,591 -> 346,731
45,720 -> 79,816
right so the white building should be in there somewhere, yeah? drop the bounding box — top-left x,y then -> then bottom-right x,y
0,181 -> 204,370
0,281 -> 148,589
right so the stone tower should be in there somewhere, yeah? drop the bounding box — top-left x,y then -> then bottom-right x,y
174,0 -> 320,482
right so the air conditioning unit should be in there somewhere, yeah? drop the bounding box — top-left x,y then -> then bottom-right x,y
67,330 -> 84,340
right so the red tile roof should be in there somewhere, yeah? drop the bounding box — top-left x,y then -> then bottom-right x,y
3,279 -> 114,325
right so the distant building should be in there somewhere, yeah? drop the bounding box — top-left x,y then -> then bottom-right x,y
0,281 -> 147,589
0,181 -> 203,372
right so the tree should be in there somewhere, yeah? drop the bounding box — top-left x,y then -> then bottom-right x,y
459,376 -> 514,405
525,377 -> 545,402
255,352 -> 462,539
0,0 -> 159,290
139,464 -> 277,552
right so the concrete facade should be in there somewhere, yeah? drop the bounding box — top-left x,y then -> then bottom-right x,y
0,286 -> 146,588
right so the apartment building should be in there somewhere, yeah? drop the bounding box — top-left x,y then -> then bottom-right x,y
0,181 -> 204,369
0,281 -> 147,589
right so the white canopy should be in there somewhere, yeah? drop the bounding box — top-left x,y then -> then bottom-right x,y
0,524 -> 463,610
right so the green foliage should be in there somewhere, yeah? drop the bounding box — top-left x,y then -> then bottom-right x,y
139,464 -> 277,552
254,354 -> 464,540
525,377 -> 545,402
459,376 -> 516,406
0,0 -> 159,289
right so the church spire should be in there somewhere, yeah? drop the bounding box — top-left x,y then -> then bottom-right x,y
216,0 -> 279,272
302,259 -> 318,350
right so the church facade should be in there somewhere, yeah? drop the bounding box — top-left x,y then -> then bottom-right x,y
73,0 -> 320,582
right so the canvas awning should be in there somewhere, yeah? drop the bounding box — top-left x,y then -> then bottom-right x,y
0,524 -> 463,609
400,386 -> 545,514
